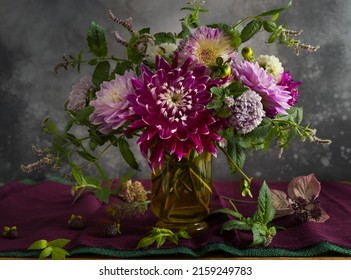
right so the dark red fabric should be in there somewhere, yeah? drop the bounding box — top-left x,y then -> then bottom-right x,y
0,180 -> 350,254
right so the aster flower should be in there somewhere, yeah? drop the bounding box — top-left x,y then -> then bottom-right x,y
228,90 -> 265,134
234,61 -> 291,118
257,55 -> 284,82
89,71 -> 136,134
128,55 -> 223,170
278,71 -> 302,107
183,26 -> 235,66
66,76 -> 95,112
271,174 -> 329,223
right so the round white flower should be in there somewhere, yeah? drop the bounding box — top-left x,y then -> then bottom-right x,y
144,43 -> 177,63
257,55 -> 284,82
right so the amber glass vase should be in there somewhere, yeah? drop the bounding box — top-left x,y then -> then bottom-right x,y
151,150 -> 212,235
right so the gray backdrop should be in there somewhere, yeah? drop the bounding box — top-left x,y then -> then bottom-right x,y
1,0 -> 350,183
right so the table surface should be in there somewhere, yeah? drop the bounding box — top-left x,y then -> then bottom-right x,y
1,179 -> 351,259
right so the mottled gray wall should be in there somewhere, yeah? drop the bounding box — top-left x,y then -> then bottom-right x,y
1,0 -> 350,183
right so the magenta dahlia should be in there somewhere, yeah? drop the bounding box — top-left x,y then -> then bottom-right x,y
234,61 -> 291,118
89,71 -> 136,134
182,26 -> 236,66
278,71 -> 302,107
128,55 -> 223,170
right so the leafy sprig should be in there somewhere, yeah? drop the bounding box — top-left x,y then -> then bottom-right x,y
28,239 -> 70,260
137,227 -> 191,249
214,182 -> 276,246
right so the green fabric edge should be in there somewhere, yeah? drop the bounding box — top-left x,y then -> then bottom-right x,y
1,241 -> 351,258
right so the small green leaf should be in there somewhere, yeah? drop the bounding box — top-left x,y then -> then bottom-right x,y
76,150 -> 97,162
177,230 -> 191,239
39,247 -> 53,259
51,247 -> 70,260
93,61 -> 110,88
28,240 -> 48,250
258,1 -> 292,17
154,32 -> 176,45
87,21 -> 108,57
127,35 -> 145,64
118,139 -> 139,170
94,185 -> 111,204
48,239 -> 70,248
212,208 -> 243,219
177,22 -> 191,39
250,223 -> 265,247
263,20 -> 277,32
71,164 -> 84,185
156,235 -> 168,248
137,236 -> 157,249
221,220 -> 252,232
75,106 -> 95,124
240,19 -> 263,43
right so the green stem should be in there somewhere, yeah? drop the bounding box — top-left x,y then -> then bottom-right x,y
93,161 -> 110,183
218,145 -> 251,183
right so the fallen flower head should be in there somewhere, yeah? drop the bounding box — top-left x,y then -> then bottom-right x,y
271,174 -> 329,223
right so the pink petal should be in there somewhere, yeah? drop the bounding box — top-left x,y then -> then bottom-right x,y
287,173 -> 321,200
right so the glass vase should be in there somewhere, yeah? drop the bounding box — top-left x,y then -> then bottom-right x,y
151,150 -> 212,235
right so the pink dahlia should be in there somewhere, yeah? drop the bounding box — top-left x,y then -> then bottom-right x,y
128,55 -> 223,170
183,26 -> 236,66
278,71 -> 302,107
89,71 -> 136,134
234,61 -> 291,118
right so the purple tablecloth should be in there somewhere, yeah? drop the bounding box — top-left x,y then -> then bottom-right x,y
0,179 -> 351,257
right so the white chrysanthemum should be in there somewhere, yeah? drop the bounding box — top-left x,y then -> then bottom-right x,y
144,43 -> 177,63
257,55 -> 284,82
67,76 -> 95,112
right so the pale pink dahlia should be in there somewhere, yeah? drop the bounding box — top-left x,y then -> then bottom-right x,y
183,26 -> 236,66
67,76 -> 95,112
89,71 -> 136,134
234,61 -> 291,118
128,56 -> 223,170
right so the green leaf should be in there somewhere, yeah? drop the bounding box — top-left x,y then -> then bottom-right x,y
127,35 -> 145,64
39,247 -> 53,259
212,208 -> 243,219
76,150 -> 97,162
225,81 -> 247,98
250,223 -> 265,247
75,106 -> 94,124
154,32 -> 176,45
215,108 -> 231,118
221,220 -> 252,232
93,61 -> 110,88
263,20 -> 277,32
177,22 -> 191,39
253,181 -> 275,224
118,139 -> 139,170
94,185 -> 111,204
48,239 -> 70,248
227,136 -> 246,172
28,240 -> 48,250
297,107 -> 304,124
258,1 -> 293,17
240,19 -> 263,43
51,247 -> 70,260
87,21 -> 108,57
137,236 -> 157,249
111,60 -> 134,76
85,176 -> 101,187
156,235 -> 168,248
177,230 -> 191,239
139,27 -> 151,35
271,13 -> 280,22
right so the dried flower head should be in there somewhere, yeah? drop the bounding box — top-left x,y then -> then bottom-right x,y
122,180 -> 147,203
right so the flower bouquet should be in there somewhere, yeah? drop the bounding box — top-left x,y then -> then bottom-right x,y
22,1 -> 330,246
